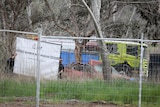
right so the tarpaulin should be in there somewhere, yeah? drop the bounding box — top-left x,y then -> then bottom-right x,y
14,37 -> 61,80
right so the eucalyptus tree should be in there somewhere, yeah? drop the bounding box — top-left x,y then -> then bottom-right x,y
0,0 -> 28,53
44,0 -> 96,62
133,0 -> 160,42
43,0 -> 112,80
110,0 -> 160,40
0,0 -> 29,72
81,0 -> 112,80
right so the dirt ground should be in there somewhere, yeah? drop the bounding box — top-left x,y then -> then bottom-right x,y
0,102 -> 128,107
0,98 -> 130,107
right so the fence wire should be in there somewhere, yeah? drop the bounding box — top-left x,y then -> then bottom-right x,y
0,30 -> 160,107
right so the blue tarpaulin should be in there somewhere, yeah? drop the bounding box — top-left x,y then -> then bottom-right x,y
60,51 -> 99,66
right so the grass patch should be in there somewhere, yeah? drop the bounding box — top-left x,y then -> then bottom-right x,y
0,76 -> 160,107
0,74 -> 36,97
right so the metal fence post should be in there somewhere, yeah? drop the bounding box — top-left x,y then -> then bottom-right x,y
139,33 -> 144,107
36,29 -> 42,107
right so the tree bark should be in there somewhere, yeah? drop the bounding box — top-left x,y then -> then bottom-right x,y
91,0 -> 101,23
27,0 -> 32,27
158,0 -> 160,13
75,41 -> 82,63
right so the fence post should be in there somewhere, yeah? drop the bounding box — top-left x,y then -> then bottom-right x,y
36,28 -> 42,107
139,33 -> 144,107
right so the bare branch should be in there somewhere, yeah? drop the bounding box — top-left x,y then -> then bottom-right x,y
56,24 -> 76,36
44,0 -> 76,36
86,30 -> 95,37
71,4 -> 85,8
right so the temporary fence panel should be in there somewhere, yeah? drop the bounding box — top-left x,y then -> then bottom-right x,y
0,30 -> 160,107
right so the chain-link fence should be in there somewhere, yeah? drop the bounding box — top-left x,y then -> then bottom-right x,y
0,30 -> 160,107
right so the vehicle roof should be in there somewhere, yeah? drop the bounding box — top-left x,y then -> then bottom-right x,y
104,40 -> 148,46
86,40 -> 148,47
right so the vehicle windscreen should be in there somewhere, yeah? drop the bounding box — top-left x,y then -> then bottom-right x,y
106,43 -> 118,54
94,64 -> 119,74
143,46 -> 147,58
126,45 -> 138,56
126,44 -> 147,58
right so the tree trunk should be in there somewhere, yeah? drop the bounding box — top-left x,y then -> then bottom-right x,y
91,0 -> 101,23
158,0 -> 160,13
1,9 -> 7,43
125,7 -> 136,38
74,41 -> 83,63
27,0 -> 32,27
81,0 -> 112,81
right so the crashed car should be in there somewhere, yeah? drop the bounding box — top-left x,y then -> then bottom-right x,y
62,60 -> 133,80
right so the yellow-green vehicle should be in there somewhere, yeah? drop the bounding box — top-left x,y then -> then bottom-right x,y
86,40 -> 148,77
104,40 -> 148,77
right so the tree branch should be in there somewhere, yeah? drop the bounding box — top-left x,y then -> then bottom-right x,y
44,0 -> 76,36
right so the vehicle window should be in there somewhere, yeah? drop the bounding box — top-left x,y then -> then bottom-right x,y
72,65 -> 83,71
106,43 -> 118,54
126,45 -> 138,56
85,46 -> 99,51
143,47 -> 147,58
83,64 -> 92,72
71,64 -> 92,72
94,64 -> 102,72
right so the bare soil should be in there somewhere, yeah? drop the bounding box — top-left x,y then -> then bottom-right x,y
0,98 -> 131,107
0,102 -> 128,107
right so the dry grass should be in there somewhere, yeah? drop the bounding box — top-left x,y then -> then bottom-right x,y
0,72 -> 35,83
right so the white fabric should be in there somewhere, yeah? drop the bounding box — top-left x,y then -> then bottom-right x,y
41,37 -> 75,51
14,37 -> 61,80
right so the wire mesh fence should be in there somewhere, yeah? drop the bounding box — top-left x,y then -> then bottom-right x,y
0,30 -> 160,107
